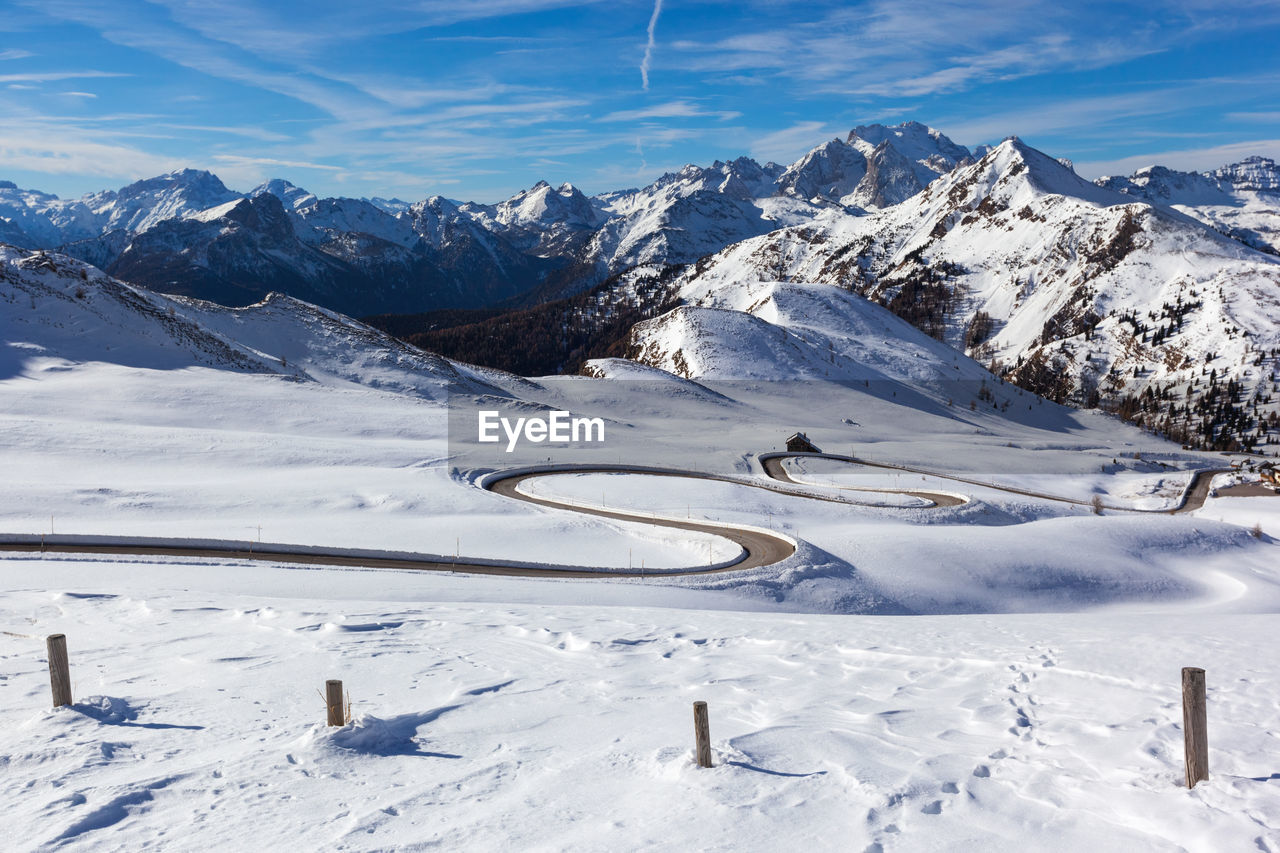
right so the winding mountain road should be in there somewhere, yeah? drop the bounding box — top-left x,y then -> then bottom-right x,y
0,453 -> 1232,578
763,451 -> 1230,514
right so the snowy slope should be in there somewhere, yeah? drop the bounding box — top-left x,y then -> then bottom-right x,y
5,239 -> 1280,851
0,245 -> 500,399
252,178 -> 319,211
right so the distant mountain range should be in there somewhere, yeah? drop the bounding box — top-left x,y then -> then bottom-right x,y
4,121 -> 1280,450
0,122 -> 991,316
4,123 -> 1275,321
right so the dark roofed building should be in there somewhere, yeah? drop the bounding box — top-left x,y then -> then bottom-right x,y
786,432 -> 821,453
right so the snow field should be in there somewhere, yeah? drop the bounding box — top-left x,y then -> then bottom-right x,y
517,470 -> 1280,615
2,566 -> 1277,852
0,367 -> 719,571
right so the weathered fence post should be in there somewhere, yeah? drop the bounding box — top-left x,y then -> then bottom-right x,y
693,700 -> 712,768
47,634 -> 72,708
1182,667 -> 1208,788
325,679 -> 346,727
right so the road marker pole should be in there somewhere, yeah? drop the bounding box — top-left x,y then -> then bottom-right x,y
693,701 -> 712,768
47,634 -> 72,708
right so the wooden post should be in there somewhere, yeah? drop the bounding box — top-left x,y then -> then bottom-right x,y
47,634 -> 72,708
325,679 -> 346,726
1182,667 -> 1208,788
693,700 -> 712,768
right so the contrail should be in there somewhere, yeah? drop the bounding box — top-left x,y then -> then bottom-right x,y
640,0 -> 664,91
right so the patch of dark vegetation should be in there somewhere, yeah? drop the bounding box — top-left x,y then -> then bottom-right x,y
1006,348 -> 1075,404
379,265 -> 683,376
964,310 -> 994,349
1037,285 -> 1101,346
879,250 -> 965,341
363,307 -> 505,338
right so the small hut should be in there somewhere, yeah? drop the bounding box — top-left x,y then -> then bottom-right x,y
785,432 -> 821,454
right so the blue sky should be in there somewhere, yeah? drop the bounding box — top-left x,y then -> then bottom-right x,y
2,0 -> 1279,203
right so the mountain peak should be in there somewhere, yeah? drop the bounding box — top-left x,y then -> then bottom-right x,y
122,168 -> 231,197
849,122 -> 970,163
937,136 -> 1128,210
252,178 -> 318,211
1212,156 -> 1280,192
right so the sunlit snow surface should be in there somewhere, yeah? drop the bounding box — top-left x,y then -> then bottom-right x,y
3,569 -> 1278,851
3,247 -> 1280,849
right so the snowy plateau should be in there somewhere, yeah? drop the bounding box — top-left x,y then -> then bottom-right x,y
2,123 -> 1280,852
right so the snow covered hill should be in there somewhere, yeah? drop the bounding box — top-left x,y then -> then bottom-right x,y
0,244 -> 502,400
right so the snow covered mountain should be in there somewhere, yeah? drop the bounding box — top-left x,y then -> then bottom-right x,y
1098,156 -> 1280,256
673,138 -> 1280,450
776,121 -> 976,209
0,122 -> 978,314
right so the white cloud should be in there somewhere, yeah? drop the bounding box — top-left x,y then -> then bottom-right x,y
668,0 -> 1169,99
0,49 -> 34,60
749,121 -> 833,163
598,100 -> 739,122
0,70 -> 128,83
212,154 -> 343,171
160,124 -> 291,142
0,124 -> 181,178
1228,112 -> 1280,123
935,89 -> 1203,150
640,0 -> 663,91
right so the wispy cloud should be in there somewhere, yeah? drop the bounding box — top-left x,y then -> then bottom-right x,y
1229,112 -> 1280,123
161,123 -> 291,142
599,100 -> 738,122
0,117 -> 181,178
640,0 -> 663,91
0,49 -> 34,60
60,90 -> 97,98
212,154 -> 343,170
141,0 -> 607,60
669,1 -> 1169,98
935,86 -> 1219,149
0,70 -> 128,83
749,121 -> 834,163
